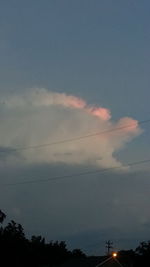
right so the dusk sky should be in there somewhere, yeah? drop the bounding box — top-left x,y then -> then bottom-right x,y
0,0 -> 150,255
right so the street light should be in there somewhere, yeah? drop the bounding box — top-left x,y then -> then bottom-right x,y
112,252 -> 117,258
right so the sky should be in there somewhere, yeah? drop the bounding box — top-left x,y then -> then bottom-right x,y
0,0 -> 150,255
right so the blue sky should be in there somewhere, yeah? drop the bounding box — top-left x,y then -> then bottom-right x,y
0,0 -> 150,117
0,0 -> 150,255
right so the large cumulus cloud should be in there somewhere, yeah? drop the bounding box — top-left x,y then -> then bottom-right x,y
0,88 -> 142,168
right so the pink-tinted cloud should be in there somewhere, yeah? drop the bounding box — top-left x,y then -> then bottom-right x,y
3,89 -> 111,121
34,90 -> 111,120
87,107 -> 111,120
52,93 -> 87,109
0,88 -> 142,169
115,117 -> 139,134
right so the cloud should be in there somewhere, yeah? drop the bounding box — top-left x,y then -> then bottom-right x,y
87,107 -> 111,120
0,88 -> 142,168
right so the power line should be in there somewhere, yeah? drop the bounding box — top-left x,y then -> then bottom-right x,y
0,118 -> 150,153
3,158 -> 150,186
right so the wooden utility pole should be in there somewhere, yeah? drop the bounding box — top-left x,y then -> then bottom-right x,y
105,240 -> 113,256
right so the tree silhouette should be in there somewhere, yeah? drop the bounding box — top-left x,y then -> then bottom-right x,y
134,241 -> 150,266
0,209 -> 86,266
136,241 -> 150,256
0,209 -> 6,223
72,248 -> 86,258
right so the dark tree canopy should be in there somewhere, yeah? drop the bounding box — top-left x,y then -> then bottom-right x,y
0,210 -> 6,223
1,209 -> 150,267
0,209 -> 86,267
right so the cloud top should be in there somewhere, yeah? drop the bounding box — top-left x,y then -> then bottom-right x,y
0,88 -> 142,168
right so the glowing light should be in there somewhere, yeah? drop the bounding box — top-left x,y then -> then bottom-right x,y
112,252 -> 117,258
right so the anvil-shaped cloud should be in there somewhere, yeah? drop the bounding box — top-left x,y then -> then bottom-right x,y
0,88 -> 142,168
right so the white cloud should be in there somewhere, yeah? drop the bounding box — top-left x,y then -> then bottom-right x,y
0,88 -> 142,168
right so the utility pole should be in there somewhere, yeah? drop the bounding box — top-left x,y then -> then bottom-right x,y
105,240 -> 113,256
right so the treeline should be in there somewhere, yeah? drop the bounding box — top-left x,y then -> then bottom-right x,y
1,210 -> 150,267
0,210 -> 86,267
118,242 -> 150,266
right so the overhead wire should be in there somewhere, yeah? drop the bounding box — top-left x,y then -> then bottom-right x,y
3,158 -> 150,186
0,118 -> 150,153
